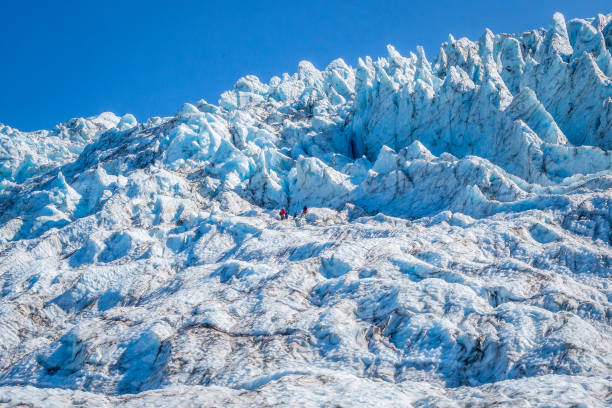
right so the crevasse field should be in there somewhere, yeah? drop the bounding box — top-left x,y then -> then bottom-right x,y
0,11 -> 611,407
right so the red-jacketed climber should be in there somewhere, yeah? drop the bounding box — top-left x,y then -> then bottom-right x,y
279,208 -> 286,220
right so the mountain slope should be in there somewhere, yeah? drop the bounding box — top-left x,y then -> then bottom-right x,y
0,12 -> 611,407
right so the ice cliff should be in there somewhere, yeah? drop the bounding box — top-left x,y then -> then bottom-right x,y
0,12 -> 611,407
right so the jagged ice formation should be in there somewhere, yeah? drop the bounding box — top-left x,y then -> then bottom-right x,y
0,12 -> 611,407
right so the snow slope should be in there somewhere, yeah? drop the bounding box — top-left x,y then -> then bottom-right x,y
0,12 -> 611,407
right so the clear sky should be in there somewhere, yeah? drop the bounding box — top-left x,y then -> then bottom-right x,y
1,0 -> 610,131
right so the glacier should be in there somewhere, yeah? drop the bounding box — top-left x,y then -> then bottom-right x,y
0,11 -> 611,407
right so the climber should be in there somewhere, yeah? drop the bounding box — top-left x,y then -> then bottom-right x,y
302,206 -> 308,218
279,208 -> 286,220
293,211 -> 298,219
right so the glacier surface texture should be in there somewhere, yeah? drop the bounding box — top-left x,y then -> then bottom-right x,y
0,12 -> 611,407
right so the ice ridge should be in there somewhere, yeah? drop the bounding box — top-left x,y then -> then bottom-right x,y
0,12 -> 610,407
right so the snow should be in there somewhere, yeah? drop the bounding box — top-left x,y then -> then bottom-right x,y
0,11 -> 611,407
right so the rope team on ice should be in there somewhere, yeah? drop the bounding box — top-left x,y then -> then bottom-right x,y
279,206 -> 307,221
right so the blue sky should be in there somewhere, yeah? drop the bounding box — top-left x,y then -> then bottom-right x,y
1,0 -> 610,131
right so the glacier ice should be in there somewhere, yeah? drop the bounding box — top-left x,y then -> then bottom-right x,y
0,12 -> 611,407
